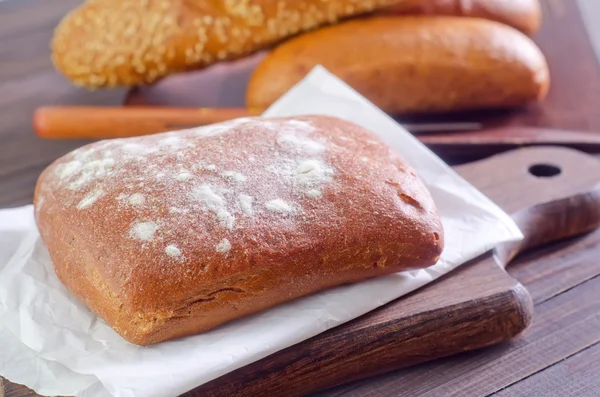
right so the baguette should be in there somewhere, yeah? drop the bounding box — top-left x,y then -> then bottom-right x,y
246,16 -> 550,115
379,0 -> 541,35
51,0 -> 407,89
34,115 -> 444,345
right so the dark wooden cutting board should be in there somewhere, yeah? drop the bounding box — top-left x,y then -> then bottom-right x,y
4,146 -> 600,397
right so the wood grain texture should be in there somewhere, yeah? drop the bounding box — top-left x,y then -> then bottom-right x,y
318,271 -> 600,397
509,228 -> 600,305
420,126 -> 600,162
493,187 -> 600,266
317,227 -> 600,396
0,0 -> 122,208
494,341 -> 600,397
191,259 -> 532,397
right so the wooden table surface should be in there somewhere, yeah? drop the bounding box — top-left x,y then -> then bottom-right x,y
2,1 -> 600,396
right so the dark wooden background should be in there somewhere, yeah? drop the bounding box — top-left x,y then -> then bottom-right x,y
2,0 -> 600,396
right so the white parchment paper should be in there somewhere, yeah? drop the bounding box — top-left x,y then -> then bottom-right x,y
0,67 -> 523,397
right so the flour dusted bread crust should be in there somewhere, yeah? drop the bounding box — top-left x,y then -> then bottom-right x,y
34,115 -> 443,345
51,0 -> 404,88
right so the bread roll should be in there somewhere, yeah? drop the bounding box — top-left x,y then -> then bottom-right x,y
34,115 -> 444,345
379,0 -> 541,35
51,0 -> 406,89
246,16 -> 550,115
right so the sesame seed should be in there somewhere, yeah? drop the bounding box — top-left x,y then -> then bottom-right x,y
53,0 -> 397,88
108,74 -> 118,86
147,69 -> 159,81
134,63 -> 146,74
267,19 -> 278,34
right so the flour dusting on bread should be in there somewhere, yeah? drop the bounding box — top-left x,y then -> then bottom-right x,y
265,199 -> 295,214
38,117 -> 345,265
193,118 -> 253,138
55,160 -> 82,180
65,157 -> 115,191
295,159 -> 334,185
237,194 -> 254,216
191,184 -> 236,230
77,188 -> 105,210
130,221 -> 159,242
222,171 -> 247,183
38,117 -> 344,264
165,244 -> 183,259
215,238 -> 232,254
127,193 -> 145,207
305,189 -> 323,198
174,171 -> 193,182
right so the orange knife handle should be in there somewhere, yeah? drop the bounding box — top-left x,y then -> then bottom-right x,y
33,106 -> 257,139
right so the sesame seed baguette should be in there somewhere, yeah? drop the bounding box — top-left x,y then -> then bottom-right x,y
51,0 -> 407,89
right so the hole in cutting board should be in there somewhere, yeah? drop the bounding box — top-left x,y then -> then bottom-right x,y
528,164 -> 562,178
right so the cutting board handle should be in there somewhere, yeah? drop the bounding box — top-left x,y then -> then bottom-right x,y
452,146 -> 600,268
495,187 -> 600,267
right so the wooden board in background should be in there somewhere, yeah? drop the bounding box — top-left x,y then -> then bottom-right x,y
126,0 -> 600,133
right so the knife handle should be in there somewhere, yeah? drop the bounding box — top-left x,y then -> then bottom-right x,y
34,106 -> 485,140
33,106 -> 259,139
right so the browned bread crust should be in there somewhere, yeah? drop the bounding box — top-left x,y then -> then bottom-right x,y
246,16 -> 550,115
34,115 -> 444,345
379,0 -> 541,35
51,0 -> 406,88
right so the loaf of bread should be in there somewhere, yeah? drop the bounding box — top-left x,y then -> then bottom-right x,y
246,17 -> 550,115
33,115 -> 444,345
378,0 -> 541,35
51,0 -> 407,89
